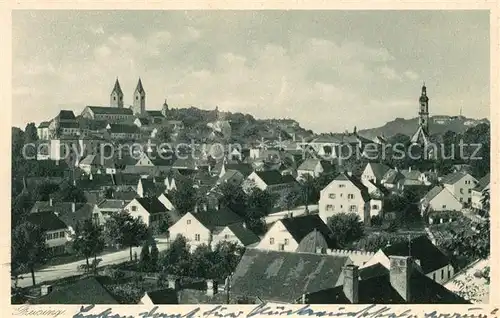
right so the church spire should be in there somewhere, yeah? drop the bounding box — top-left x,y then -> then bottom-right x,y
135,77 -> 145,94
110,77 -> 124,108
133,77 -> 146,115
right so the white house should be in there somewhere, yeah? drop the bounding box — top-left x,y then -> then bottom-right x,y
245,170 -> 297,194
211,223 -> 260,249
420,185 -> 463,213
362,235 -> 454,285
168,207 -> 243,251
471,174 -> 490,211
319,172 -> 373,224
27,212 -> 70,256
37,121 -> 51,140
257,214 -> 336,253
124,197 -> 171,230
296,158 -> 333,180
94,199 -> 129,226
441,171 -> 478,205
361,162 -> 391,185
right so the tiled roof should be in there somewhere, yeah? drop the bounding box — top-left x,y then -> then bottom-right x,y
226,223 -> 260,246
112,78 -> 123,95
382,169 -> 404,184
135,78 -> 145,94
334,173 -> 371,202
298,158 -> 321,171
441,171 -> 470,185
135,197 -> 168,214
473,173 -> 490,192
255,170 -> 296,186
306,265 -> 469,304
87,106 -> 133,115
224,163 -> 253,177
365,163 -> 391,181
146,110 -> 164,117
280,214 -> 336,249
58,203 -> 94,229
58,110 -> 76,121
108,123 -> 140,134
32,277 -> 118,304
113,190 -> 138,201
59,122 -> 80,129
27,212 -> 68,232
192,207 -> 243,230
98,199 -> 128,210
382,235 -> 451,274
230,248 -> 350,303
145,288 -> 178,304
401,169 -> 422,180
38,121 -> 51,128
136,117 -> 150,125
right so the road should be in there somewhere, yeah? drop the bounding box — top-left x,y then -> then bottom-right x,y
16,242 -> 171,288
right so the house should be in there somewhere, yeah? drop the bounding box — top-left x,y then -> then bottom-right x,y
210,223 -> 260,248
380,169 -> 405,190
106,123 -> 141,140
26,211 -> 69,256
229,248 -> 351,303
81,105 -> 134,122
245,170 -> 298,194
168,206 -> 243,251
471,174 -> 490,211
124,197 -> 171,231
218,169 -> 246,186
420,185 -> 463,213
257,214 -> 336,253
362,235 -> 454,285
441,171 -> 478,204
305,257 -> 468,304
94,199 -> 129,226
37,121 -> 51,140
137,177 -> 163,197
140,289 -> 179,305
361,162 -> 392,185
31,277 -> 119,304
59,121 -> 80,136
319,172 -> 379,225
134,117 -> 150,128
296,158 -> 333,180
78,154 -> 115,175
219,162 -> 253,179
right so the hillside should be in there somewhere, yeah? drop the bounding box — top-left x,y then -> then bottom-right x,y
358,116 -> 490,140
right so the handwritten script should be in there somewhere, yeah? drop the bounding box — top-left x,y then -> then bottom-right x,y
71,304 -> 499,318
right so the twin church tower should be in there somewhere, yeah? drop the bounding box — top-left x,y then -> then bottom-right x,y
110,78 -> 146,116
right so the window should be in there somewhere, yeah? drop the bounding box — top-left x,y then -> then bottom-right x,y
328,193 -> 336,199
326,204 -> 334,211
60,231 -> 65,237
195,234 -> 200,241
448,269 -> 451,279
459,198 -> 463,202
372,205 -> 378,210
468,189 -> 471,193
131,206 -> 137,212
224,234 -> 229,239
432,273 -> 436,281
284,238 -> 289,245
46,233 -> 53,240
460,188 -> 464,194
349,205 -> 357,212
53,232 -> 59,239
442,205 -> 447,209
270,238 -> 275,244
441,269 -> 444,279
279,244 -> 285,251
348,194 -> 354,199
339,184 -> 345,188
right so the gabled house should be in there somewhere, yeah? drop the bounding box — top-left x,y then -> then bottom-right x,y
257,214 -> 336,253
168,206 -> 243,251
219,162 -> 253,179
210,223 -> 260,248
441,171 -> 478,204
296,158 -> 333,180
125,197 -> 172,231
137,177 -> 163,198
306,257 -> 468,304
319,172 -> 379,225
420,185 -> 462,213
361,162 -> 392,185
26,211 -> 69,256
81,105 -> 134,123
381,169 -> 405,190
362,235 -> 454,285
245,170 -> 298,194
94,199 -> 129,226
229,248 -> 351,304
37,121 -> 51,140
471,173 -> 490,211
106,123 -> 141,140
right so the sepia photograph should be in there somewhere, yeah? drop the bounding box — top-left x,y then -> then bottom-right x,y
10,10 -> 491,306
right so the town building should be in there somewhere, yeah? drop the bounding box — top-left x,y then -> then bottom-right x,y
441,171 -> 478,205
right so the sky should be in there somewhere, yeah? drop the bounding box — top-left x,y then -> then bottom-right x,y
12,10 -> 490,133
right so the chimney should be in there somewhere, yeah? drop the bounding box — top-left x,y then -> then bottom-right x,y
389,256 -> 412,302
206,279 -> 218,296
168,277 -> 180,291
342,264 -> 359,304
40,284 -> 53,296
71,202 -> 76,212
49,198 -> 53,207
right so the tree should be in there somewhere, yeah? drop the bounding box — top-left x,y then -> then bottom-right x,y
140,241 -> 150,271
210,241 -> 244,279
105,211 -> 148,261
189,244 -> 214,278
161,235 -> 191,276
32,181 -> 59,202
150,241 -> 159,271
481,188 -> 490,213
52,181 -> 87,203
298,175 -> 316,211
71,219 -> 105,271
24,123 -> 39,143
157,125 -> 174,142
169,178 -> 197,215
354,233 -> 407,252
245,188 -> 276,220
12,191 -> 33,227
11,222 -> 48,286
327,213 -> 364,247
